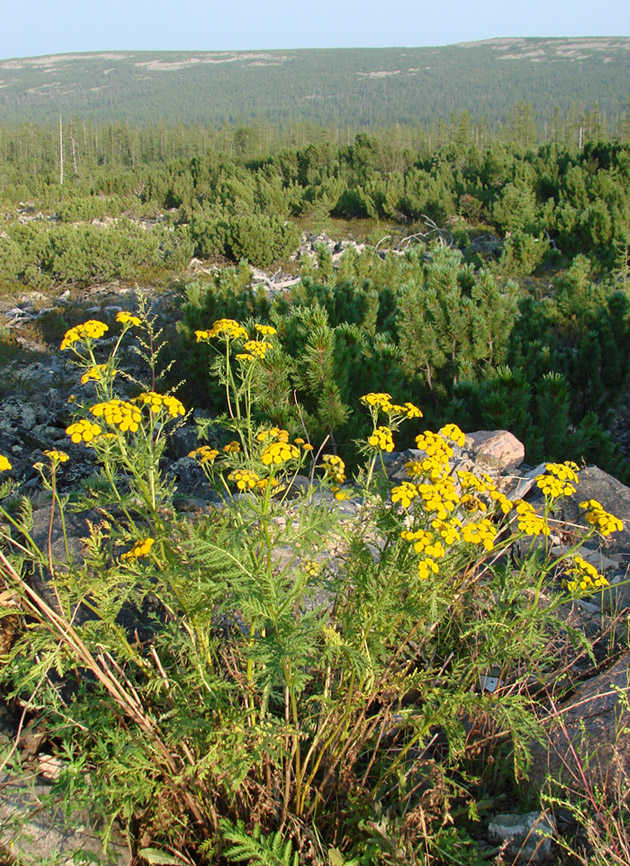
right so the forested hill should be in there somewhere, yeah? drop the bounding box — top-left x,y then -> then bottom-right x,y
1,37 -> 630,129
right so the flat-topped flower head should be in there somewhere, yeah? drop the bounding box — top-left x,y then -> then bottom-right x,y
116,312 -> 141,327
223,440 -> 241,454
391,482 -> 419,509
261,441 -> 300,466
66,419 -> 102,444
462,519 -> 496,551
439,423 -> 466,448
515,500 -> 551,537
61,320 -> 109,350
43,450 -> 69,463
81,364 -> 116,385
368,426 -> 395,452
579,500 -> 623,536
188,446 -> 219,464
228,468 -> 261,490
208,319 -> 248,340
536,473 -> 576,498
254,323 -> 277,336
321,454 -> 346,484
361,393 -> 393,411
121,537 -> 154,561
90,400 -> 142,433
0,455 -> 12,471
136,392 -> 185,418
564,554 -> 609,593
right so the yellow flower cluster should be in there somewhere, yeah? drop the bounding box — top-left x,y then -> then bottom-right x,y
461,519 -> 496,551
254,323 -> 277,336
243,340 -> 271,359
228,469 -> 261,490
61,320 -> 109,350
536,473 -> 576,498
515,501 -> 551,537
579,500 -> 624,536
360,393 -> 422,420
416,477 -> 459,520
546,461 -> 579,483
116,311 -> 141,327
431,517 -> 462,544
261,441 -> 300,466
223,441 -> 241,454
418,558 -> 440,580
361,392 -> 393,410
256,427 -> 289,444
121,537 -> 155,561
415,430 -> 454,464
43,450 -> 69,463
136,392 -> 186,418
188,446 -> 219,464
0,455 -> 12,471
564,555 -> 609,593
321,454 -> 346,484
66,419 -> 102,444
90,400 -> 142,433
439,423 -> 466,448
81,364 -> 113,385
195,319 -> 248,341
401,529 -> 445,558
391,482 -> 419,508
368,426 -> 395,452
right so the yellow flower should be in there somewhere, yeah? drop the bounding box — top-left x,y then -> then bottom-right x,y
261,441 -> 300,465
462,519 -> 496,551
536,474 -> 576,498
254,323 -> 277,336
228,468 -> 261,490
121,537 -> 155,560
235,353 -> 255,361
302,443 -> 314,452
90,400 -> 142,433
431,517 -> 462,544
439,423 -> 466,448
579,500 -> 624,536
368,426 -> 395,452
391,482 -> 419,509
208,319 -> 248,340
564,555 -> 609,593
361,393 -> 393,411
515,500 -> 551,537
418,558 -> 440,580
223,440 -> 241,454
244,340 -> 271,359
116,311 -> 141,327
415,430 -> 453,465
489,489 -> 513,514
188,446 -> 219,464
81,364 -> 113,385
136,391 -> 186,418
256,427 -> 290,444
43,450 -> 69,463
546,461 -> 579,483
66,419 -> 102,444
402,402 -> 423,419
61,320 -> 109,350
332,487 -> 351,501
321,454 -> 346,484
0,455 -> 12,471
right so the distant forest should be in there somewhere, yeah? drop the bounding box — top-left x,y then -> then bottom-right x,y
1,40 -> 629,129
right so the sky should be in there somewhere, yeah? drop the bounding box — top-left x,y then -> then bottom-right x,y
2,0 -> 629,60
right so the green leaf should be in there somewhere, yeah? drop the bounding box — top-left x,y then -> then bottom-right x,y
138,848 -> 183,865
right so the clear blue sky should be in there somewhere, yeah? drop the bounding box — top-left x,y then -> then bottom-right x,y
2,0 -> 629,59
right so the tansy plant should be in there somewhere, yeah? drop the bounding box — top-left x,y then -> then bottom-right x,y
0,317 -> 625,866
